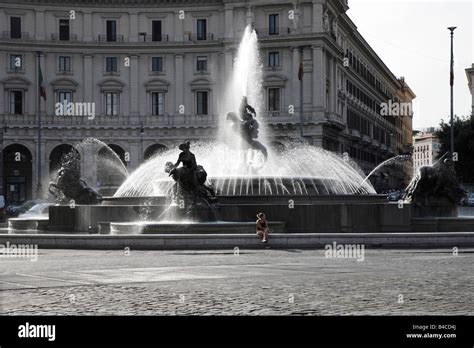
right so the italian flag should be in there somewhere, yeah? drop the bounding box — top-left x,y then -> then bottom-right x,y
39,64 -> 46,100
298,60 -> 304,81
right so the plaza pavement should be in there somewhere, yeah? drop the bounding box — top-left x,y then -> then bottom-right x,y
0,248 -> 473,315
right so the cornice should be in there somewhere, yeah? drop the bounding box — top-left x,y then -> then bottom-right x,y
0,0 -> 224,7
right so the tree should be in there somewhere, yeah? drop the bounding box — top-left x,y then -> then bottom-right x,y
436,115 -> 474,183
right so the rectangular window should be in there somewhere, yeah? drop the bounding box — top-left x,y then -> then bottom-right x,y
9,91 -> 23,115
197,19 -> 207,40
268,52 -> 280,67
269,14 -> 279,35
105,92 -> 119,116
152,20 -> 162,42
58,91 -> 72,103
58,56 -> 71,72
106,20 -> 117,42
151,92 -> 164,116
10,17 -> 21,39
196,91 -> 208,115
106,57 -> 118,72
151,57 -> 163,72
9,54 -> 22,70
59,19 -> 70,41
196,56 -> 207,72
268,88 -> 281,111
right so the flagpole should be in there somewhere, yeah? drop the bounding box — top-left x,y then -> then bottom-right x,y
36,51 -> 42,197
448,27 -> 456,156
299,46 -> 304,139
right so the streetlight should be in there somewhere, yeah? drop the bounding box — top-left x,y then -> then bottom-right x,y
448,26 -> 457,156
36,51 -> 44,197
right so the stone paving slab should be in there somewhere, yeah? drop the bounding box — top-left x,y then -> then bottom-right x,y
0,248 -> 473,315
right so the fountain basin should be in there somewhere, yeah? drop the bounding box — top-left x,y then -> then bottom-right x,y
108,221 -> 286,235
8,217 -> 49,233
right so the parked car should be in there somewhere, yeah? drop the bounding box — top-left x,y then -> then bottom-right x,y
461,193 -> 474,206
387,191 -> 401,202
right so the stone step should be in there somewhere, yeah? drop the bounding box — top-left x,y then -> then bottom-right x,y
0,232 -> 473,250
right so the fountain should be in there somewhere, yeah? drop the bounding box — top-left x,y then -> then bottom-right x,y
6,25 -> 474,238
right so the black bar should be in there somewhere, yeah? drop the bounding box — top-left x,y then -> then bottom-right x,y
0,316 -> 472,346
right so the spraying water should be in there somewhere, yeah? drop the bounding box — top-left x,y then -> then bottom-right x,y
360,155 -> 412,187
113,25 -> 376,198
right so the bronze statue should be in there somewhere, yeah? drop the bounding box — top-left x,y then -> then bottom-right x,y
165,142 -> 217,218
226,97 -> 268,162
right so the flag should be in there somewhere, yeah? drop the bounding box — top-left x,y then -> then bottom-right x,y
39,63 -> 46,100
298,60 -> 304,81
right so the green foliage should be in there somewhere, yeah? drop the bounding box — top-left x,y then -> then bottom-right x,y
436,115 -> 474,183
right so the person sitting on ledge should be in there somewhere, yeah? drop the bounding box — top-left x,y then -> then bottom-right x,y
256,212 -> 270,243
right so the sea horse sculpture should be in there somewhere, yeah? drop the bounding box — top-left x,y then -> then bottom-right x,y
403,153 -> 466,216
48,151 -> 102,204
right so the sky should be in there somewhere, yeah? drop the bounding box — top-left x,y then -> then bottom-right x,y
346,0 -> 473,130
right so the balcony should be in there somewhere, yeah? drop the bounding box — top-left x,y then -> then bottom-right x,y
370,139 -> 380,149
138,34 -> 169,42
187,33 -> 215,42
261,111 -> 301,125
51,33 -> 78,41
326,112 -> 345,129
350,129 -> 361,139
1,31 -> 30,40
97,34 -> 124,42
2,114 -> 217,128
361,134 -> 371,144
254,27 -> 291,38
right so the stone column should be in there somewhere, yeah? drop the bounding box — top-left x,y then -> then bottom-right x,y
83,55 -> 93,102
83,11 -> 92,41
292,47 -> 300,113
174,10 -> 184,42
35,11 -> 45,40
224,5 -> 234,39
328,56 -> 334,113
312,2 -> 323,33
130,55 -> 139,116
80,146 -> 97,188
130,11 -> 138,42
312,46 -> 326,110
175,55 -> 184,114
0,81 -> 4,115
129,142 -> 141,170
224,49 -> 233,84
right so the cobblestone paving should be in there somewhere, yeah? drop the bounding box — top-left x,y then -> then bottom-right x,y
0,248 -> 473,315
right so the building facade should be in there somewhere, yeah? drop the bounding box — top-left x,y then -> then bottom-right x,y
466,64 -> 474,116
412,132 -> 441,173
0,0 -> 414,202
